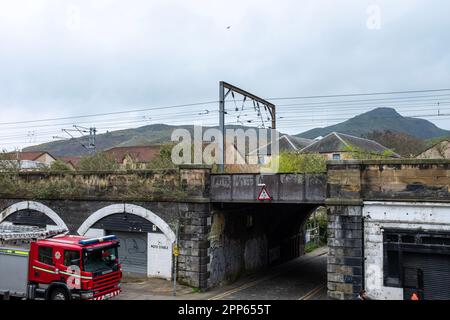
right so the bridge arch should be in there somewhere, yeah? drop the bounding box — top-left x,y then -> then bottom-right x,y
77,204 -> 175,279
0,201 -> 68,230
77,204 -> 176,242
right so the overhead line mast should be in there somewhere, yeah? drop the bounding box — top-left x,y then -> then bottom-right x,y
219,81 -> 276,172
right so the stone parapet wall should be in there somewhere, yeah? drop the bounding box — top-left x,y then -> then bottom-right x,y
328,159 -> 450,202
0,166 -> 211,202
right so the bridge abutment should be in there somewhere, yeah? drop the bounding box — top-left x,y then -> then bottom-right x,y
327,205 -> 364,299
178,203 -> 212,288
327,160 -> 450,300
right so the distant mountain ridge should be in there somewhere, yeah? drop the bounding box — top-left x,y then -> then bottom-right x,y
24,124 -> 279,157
24,108 -> 450,157
296,108 -> 450,140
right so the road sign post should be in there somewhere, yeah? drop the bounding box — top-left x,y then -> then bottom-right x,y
173,222 -> 179,297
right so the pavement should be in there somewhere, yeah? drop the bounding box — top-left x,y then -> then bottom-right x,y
114,247 -> 328,300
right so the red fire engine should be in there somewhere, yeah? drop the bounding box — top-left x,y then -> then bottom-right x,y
0,225 -> 122,300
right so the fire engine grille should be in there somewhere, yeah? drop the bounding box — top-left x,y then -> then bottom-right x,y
92,272 -> 121,297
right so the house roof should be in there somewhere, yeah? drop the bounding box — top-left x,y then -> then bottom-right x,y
4,151 -> 55,162
104,145 -> 161,163
281,135 -> 314,151
0,160 -> 46,170
58,156 -> 83,168
299,132 -> 400,157
416,139 -> 450,157
248,135 -> 314,155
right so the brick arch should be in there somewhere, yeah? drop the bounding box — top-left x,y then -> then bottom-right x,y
0,201 -> 68,230
76,204 -> 176,243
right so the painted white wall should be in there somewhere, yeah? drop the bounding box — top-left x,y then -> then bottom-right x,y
147,233 -> 172,279
363,202 -> 450,300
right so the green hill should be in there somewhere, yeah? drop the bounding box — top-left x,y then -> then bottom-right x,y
296,108 -> 450,140
24,124 -> 278,157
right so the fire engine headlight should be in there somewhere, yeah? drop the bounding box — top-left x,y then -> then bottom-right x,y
81,291 -> 94,299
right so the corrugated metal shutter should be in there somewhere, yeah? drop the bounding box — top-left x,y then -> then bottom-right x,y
93,213 -> 161,234
403,253 -> 450,300
6,210 -> 55,228
107,230 -> 147,276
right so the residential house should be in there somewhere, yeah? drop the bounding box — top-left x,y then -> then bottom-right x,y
0,159 -> 47,171
299,132 -> 400,160
58,156 -> 83,170
416,139 -> 450,159
4,151 -> 57,167
247,135 -> 314,165
200,141 -> 252,172
104,146 -> 162,169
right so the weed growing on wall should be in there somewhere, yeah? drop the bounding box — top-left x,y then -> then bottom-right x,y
272,152 -> 326,173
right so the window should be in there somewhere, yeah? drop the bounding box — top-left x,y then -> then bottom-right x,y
384,250 -> 400,287
38,246 -> 54,266
332,153 -> 341,160
64,250 -> 81,267
83,246 -> 119,273
387,251 -> 399,278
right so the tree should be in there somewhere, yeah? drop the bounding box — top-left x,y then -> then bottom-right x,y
343,144 -> 395,160
146,144 -> 177,169
0,151 -> 20,172
77,152 -> 118,171
49,160 -> 72,171
273,152 -> 326,173
365,130 -> 426,157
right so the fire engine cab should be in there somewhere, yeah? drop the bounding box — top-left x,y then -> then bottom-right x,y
0,225 -> 122,300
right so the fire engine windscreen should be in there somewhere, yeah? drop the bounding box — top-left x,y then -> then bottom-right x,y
83,245 -> 119,273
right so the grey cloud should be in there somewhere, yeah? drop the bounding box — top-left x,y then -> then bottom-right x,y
0,0 -> 449,148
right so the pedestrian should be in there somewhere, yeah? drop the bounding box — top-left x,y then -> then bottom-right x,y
358,289 -> 372,300
410,292 -> 420,300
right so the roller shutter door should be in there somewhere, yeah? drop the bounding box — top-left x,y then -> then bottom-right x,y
403,253 -> 450,300
107,230 -> 147,276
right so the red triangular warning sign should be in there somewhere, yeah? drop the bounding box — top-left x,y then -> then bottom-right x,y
258,186 -> 272,201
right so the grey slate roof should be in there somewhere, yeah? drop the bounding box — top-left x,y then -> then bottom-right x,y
249,135 -> 313,155
285,136 -> 314,150
0,160 -> 47,170
299,132 -> 400,157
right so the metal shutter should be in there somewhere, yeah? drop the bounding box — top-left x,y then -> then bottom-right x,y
107,230 -> 147,276
403,252 -> 450,300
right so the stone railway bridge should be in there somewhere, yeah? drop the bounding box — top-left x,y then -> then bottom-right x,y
0,160 -> 449,299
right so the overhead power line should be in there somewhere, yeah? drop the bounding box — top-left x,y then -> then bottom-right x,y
266,88 -> 450,101
2,87 -> 450,128
0,100 -> 219,126
2,87 -> 450,149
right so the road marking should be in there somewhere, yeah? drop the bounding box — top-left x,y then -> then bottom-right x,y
208,250 -> 327,300
298,284 -> 326,300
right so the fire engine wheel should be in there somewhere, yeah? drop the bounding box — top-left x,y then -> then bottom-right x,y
49,288 -> 69,301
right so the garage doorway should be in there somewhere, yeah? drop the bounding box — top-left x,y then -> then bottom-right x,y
108,230 -> 148,276
78,204 -> 176,280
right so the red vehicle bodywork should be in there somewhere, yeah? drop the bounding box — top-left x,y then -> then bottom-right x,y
27,235 -> 122,300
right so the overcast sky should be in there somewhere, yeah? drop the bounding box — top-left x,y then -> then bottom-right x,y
1,0 -> 450,149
